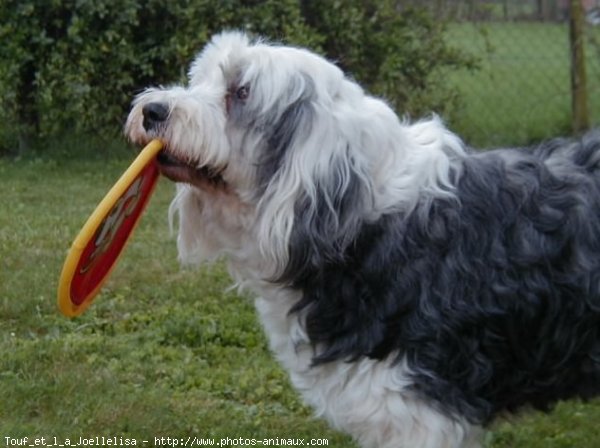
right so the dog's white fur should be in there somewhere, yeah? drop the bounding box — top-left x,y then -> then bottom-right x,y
126,32 -> 482,447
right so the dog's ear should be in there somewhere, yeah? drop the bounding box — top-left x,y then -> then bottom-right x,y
255,88 -> 374,283
278,149 -> 371,284
255,75 -> 316,194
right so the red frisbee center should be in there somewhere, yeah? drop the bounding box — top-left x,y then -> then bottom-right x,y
69,162 -> 159,305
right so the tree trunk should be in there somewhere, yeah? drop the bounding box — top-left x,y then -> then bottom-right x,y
537,0 -> 546,20
569,0 -> 590,133
15,60 -> 39,154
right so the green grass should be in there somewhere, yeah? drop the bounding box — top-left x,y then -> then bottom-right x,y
1,144 -> 600,446
445,22 -> 600,147
0,150 -> 353,445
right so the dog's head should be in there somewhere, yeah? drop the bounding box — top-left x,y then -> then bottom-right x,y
125,32 -> 463,279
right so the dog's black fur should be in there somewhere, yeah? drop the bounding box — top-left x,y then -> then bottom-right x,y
284,133 -> 600,424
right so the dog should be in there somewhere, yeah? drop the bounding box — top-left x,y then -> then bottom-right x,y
125,32 -> 600,448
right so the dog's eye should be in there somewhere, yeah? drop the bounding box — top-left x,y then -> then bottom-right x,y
236,85 -> 249,100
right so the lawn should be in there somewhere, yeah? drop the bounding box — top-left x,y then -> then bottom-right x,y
0,150 -> 353,445
1,145 -> 600,447
445,22 -> 600,147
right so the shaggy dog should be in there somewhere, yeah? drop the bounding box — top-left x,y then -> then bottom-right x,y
126,32 -> 600,447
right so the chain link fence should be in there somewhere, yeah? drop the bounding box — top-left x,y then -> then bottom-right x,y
406,0 -> 600,147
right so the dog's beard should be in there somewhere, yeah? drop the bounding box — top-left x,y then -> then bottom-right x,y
156,149 -> 229,193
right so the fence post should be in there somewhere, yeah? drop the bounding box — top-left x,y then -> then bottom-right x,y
569,0 -> 590,133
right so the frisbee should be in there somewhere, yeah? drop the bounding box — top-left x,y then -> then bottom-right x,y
57,139 -> 163,317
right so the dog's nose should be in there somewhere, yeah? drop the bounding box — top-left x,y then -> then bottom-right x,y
142,102 -> 169,131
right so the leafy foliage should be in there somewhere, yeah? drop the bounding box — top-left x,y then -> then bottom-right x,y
0,0 -> 474,153
301,2 -> 477,115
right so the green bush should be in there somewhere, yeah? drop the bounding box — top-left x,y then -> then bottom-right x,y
0,0 -> 474,154
301,2 -> 476,116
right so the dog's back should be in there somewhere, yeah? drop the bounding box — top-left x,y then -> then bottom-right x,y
290,131 -> 600,424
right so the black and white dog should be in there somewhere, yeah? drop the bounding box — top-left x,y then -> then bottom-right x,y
126,32 -> 600,447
